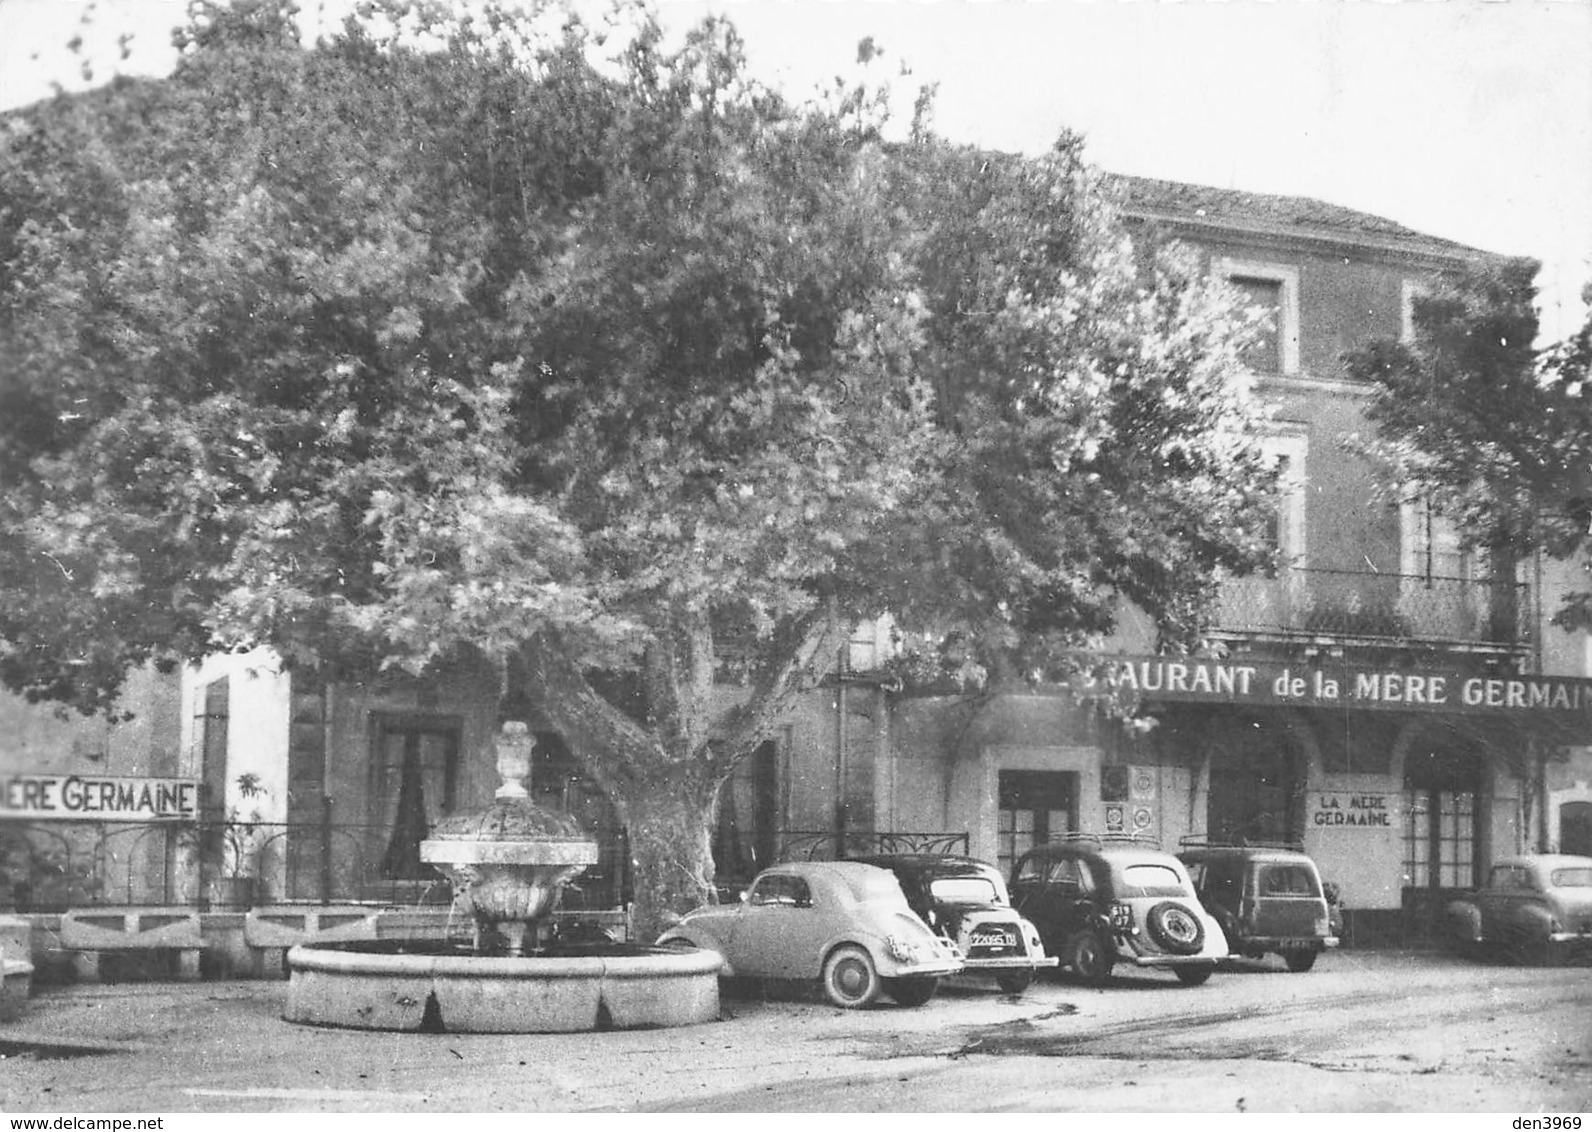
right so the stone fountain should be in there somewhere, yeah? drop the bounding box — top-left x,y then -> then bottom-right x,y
282,722 -> 720,1033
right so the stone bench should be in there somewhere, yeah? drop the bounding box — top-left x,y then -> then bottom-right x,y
1,950 -> 32,1022
59,908 -> 207,982
244,906 -> 382,976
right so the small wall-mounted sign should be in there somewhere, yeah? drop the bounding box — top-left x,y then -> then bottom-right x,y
1310,792 -> 1394,828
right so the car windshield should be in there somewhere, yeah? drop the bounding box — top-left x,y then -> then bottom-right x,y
1115,863 -> 1189,898
1550,867 -> 1592,888
1258,864 -> 1320,897
929,876 -> 1002,905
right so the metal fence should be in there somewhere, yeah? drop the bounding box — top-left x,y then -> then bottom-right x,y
1,819 -> 976,914
0,817 -> 630,913
777,830 -> 971,861
1212,567 -> 1531,651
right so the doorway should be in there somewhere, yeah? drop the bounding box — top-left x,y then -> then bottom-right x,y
997,771 -> 1076,879
1206,714 -> 1307,844
1561,800 -> 1592,858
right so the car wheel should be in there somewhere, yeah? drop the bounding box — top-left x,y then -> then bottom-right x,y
1145,902 -> 1205,955
995,970 -> 1034,995
1065,930 -> 1115,985
821,944 -> 882,1008
1283,948 -> 1318,973
1503,926 -> 1554,967
1172,964 -> 1213,986
885,976 -> 939,1007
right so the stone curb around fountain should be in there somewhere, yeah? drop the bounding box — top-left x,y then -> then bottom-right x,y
284,943 -> 723,1033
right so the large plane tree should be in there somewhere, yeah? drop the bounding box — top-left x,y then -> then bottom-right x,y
0,0 -> 1277,938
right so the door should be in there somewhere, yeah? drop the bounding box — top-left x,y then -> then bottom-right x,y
1010,853 -> 1097,954
1562,801 -> 1592,858
997,771 -> 1075,879
728,871 -> 825,978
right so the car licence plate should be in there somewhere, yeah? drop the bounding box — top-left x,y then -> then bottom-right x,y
972,929 -> 1018,948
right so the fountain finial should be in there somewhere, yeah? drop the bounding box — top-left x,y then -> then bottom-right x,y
495,720 -> 533,800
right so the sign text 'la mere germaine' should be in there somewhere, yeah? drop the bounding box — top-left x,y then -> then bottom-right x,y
1094,656 -> 1592,717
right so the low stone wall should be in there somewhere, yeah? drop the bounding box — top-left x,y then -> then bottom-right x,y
1,915 -> 34,1021
17,905 -> 633,983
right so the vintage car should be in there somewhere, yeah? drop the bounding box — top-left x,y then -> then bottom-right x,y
1445,853 -> 1592,964
1177,841 -> 1339,972
1008,835 -> 1228,986
853,854 -> 1058,994
655,860 -> 964,1008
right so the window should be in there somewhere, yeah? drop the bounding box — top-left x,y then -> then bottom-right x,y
1259,864 -> 1319,898
1046,857 -> 1091,894
1259,432 -> 1307,571
1219,260 -> 1300,376
370,715 -> 461,881
1400,493 -> 1478,582
1233,276 -> 1283,373
929,877 -> 1001,905
1117,863 -> 1188,898
748,874 -> 810,907
1403,789 -> 1475,889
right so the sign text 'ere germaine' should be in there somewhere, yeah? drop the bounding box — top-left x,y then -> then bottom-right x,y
0,774 -> 201,822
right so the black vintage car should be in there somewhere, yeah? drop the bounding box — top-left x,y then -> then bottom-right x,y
1008,835 -> 1228,986
853,854 -> 1056,994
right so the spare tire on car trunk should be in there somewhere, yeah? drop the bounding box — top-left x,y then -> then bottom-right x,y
1146,902 -> 1205,955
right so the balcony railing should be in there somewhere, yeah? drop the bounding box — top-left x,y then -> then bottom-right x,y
1211,567 -> 1532,652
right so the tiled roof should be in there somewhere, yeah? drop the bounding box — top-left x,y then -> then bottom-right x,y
1102,172 -> 1499,260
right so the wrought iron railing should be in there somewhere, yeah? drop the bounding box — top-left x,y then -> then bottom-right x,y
0,817 -> 631,913
1211,567 -> 1532,651
777,830 -> 971,862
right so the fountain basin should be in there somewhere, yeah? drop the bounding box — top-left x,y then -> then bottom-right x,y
283,940 -> 722,1033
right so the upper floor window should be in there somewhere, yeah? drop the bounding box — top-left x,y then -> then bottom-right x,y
1401,278 -> 1427,344
1261,431 -> 1308,571
1400,493 -> 1483,581
1219,259 -> 1300,376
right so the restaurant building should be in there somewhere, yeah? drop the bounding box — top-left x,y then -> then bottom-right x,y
756,177 -> 1592,940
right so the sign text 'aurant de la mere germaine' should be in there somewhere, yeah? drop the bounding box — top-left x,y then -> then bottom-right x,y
1090,655 -> 1592,718
0,774 -> 201,822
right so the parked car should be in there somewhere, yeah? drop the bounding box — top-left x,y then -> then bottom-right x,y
1008,835 -> 1227,986
655,860 -> 964,1008
1445,853 -> 1592,964
853,854 -> 1058,994
1176,841 -> 1339,972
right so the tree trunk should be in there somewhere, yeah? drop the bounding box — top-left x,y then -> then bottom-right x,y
620,768 -> 719,944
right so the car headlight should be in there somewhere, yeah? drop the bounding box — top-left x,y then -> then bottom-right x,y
886,934 -> 927,963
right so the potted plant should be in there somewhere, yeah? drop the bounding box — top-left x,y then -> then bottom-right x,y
192,774 -> 270,911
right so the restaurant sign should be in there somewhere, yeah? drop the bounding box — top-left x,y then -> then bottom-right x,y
0,774 -> 201,822
1086,655 -> 1592,718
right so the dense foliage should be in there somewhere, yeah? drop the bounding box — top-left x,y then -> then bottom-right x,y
1344,260 -> 1592,628
0,0 -> 1277,935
